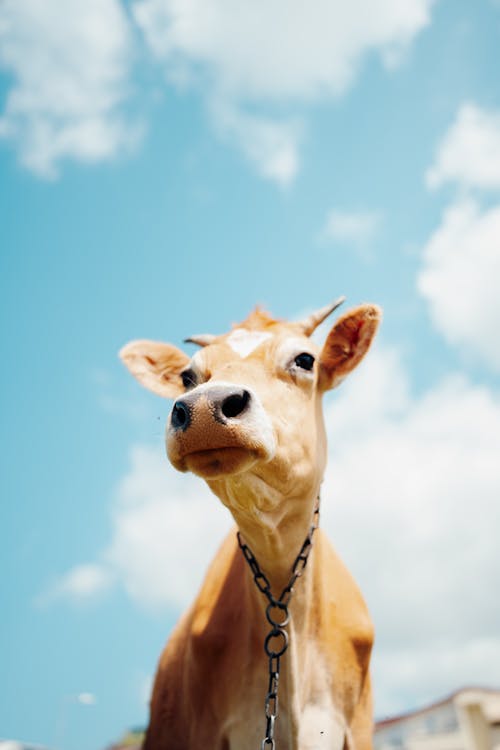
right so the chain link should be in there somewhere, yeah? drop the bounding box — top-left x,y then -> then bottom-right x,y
237,497 -> 320,750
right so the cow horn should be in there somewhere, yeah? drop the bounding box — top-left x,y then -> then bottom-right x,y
298,296 -> 346,336
184,334 -> 217,347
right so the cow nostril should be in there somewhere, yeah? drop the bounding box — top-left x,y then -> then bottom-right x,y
171,400 -> 190,431
221,390 -> 250,419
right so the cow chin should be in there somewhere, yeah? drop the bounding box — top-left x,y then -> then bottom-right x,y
177,447 -> 258,479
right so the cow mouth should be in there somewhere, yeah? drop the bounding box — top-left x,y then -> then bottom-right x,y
179,447 -> 258,478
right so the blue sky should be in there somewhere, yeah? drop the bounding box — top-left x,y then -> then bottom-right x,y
1,1 -> 500,748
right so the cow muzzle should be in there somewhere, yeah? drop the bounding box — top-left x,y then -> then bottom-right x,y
166,382 -> 276,478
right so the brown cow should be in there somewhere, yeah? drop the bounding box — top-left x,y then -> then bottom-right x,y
120,299 -> 381,750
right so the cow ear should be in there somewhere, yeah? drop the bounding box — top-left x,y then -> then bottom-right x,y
119,340 -> 190,398
318,304 -> 382,391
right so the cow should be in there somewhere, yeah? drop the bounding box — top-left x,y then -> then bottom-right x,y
120,298 -> 382,750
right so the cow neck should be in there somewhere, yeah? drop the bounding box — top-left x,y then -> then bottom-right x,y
236,493 -> 320,610
236,502 -> 318,591
237,495 -> 321,750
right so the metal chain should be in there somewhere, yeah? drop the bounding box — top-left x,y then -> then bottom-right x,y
237,497 -> 320,750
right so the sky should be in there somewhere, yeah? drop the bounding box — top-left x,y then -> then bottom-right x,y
1,0 -> 500,748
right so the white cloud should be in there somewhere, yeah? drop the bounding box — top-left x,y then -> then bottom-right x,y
77,692 -> 97,705
140,674 -> 153,706
209,98 -> 302,187
417,198 -> 500,372
133,0 -> 434,102
426,103 -> 500,191
133,0 -> 435,183
39,446 -> 231,611
319,208 -> 382,251
373,639 -> 500,719
38,563 -> 114,606
322,346 -> 500,715
420,104 -> 500,370
0,0 -> 437,182
105,444 -> 232,610
0,0 -> 140,177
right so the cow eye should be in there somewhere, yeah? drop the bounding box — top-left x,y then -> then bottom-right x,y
294,353 -> 315,371
181,369 -> 197,389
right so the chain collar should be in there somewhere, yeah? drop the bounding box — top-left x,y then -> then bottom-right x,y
237,497 -> 321,750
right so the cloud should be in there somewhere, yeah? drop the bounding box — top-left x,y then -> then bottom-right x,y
373,639 -> 500,718
208,98 -> 303,187
133,0 -> 436,183
419,105 -> 500,370
0,0 -> 436,182
426,103 -> 500,191
319,208 -> 382,251
47,344 -> 500,717
103,445 -> 232,609
43,446 -> 231,611
417,198 -> 500,372
37,563 -> 115,606
0,0 -> 141,177
133,0 -> 434,101
321,347 -> 500,714
76,692 -> 97,705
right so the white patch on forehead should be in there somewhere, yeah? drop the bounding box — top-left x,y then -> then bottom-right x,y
226,329 -> 272,358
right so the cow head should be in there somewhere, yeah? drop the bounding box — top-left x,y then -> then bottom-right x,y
120,301 -> 381,518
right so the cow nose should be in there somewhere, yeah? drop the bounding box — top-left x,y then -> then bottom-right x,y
220,389 -> 250,419
170,386 -> 252,433
171,399 -> 191,431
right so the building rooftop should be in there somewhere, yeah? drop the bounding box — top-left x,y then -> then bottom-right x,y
375,686 -> 500,750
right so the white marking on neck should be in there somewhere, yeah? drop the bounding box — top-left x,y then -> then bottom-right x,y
226,329 -> 272,358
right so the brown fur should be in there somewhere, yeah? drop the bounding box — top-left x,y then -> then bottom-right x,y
236,306 -> 280,331
120,303 -> 382,750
